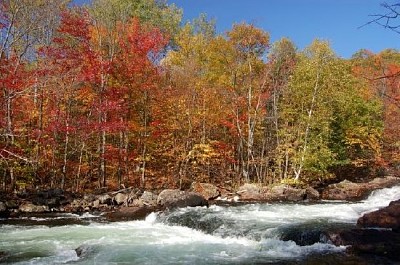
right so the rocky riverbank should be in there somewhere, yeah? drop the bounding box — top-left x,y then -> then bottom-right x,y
1,176 -> 400,262
1,176 -> 399,221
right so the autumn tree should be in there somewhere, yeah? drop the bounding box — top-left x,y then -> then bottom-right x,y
277,40 -> 382,183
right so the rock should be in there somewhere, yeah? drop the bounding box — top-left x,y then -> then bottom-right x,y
140,191 -> 157,206
328,229 -> 400,261
97,194 -> 112,205
19,203 -> 49,213
92,200 -> 100,209
263,185 -> 306,202
114,193 -> 128,205
104,206 -> 158,222
157,189 -> 208,208
357,199 -> 400,232
368,176 -> 400,189
305,187 -> 320,200
0,202 -> 6,212
191,182 -> 220,200
237,183 -> 262,200
321,177 -> 400,201
5,200 -> 18,209
321,180 -> 369,201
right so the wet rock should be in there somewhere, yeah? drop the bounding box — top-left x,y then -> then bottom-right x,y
104,206 -> 158,222
237,183 -> 262,200
140,191 -> 157,206
328,229 -> 400,261
157,189 -> 208,208
357,199 -> 400,232
19,203 -> 49,213
191,182 -> 220,200
75,244 -> 99,259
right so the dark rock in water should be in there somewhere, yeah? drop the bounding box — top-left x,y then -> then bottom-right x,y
328,229 -> 400,261
157,189 -> 208,208
75,244 -> 99,259
191,182 -> 220,200
104,206 -> 158,222
357,199 -> 400,232
0,251 -> 8,262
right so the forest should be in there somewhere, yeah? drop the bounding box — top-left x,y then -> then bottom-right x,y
0,0 -> 399,193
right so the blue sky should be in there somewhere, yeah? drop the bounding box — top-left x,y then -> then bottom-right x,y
72,0 -> 399,58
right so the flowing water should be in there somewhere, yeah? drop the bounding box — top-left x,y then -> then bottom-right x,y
1,186 -> 400,265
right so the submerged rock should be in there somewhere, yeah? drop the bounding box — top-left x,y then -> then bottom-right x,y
157,189 -> 208,208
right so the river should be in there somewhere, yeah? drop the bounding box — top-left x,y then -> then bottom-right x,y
1,186 -> 400,264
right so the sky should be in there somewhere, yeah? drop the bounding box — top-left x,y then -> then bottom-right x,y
72,0 -> 400,58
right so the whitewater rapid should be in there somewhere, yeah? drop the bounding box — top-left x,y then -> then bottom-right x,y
1,185 -> 400,264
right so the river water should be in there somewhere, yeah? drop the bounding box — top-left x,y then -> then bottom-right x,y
1,186 -> 400,265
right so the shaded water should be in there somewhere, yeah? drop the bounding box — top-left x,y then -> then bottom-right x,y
1,186 -> 400,264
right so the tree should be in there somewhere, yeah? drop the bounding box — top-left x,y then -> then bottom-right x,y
278,40 -> 383,183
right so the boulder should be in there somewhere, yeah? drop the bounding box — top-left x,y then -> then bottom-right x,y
321,180 -> 369,201
19,203 -> 49,213
305,187 -> 320,200
97,194 -> 113,205
357,199 -> 400,232
140,191 -> 157,206
157,189 -> 208,208
328,229 -> 400,261
368,176 -> 400,189
104,206 -> 158,222
5,200 -> 18,209
113,193 -> 128,205
191,182 -> 220,200
237,183 -> 262,200
321,177 -> 400,201
263,185 -> 306,202
0,202 -> 6,212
